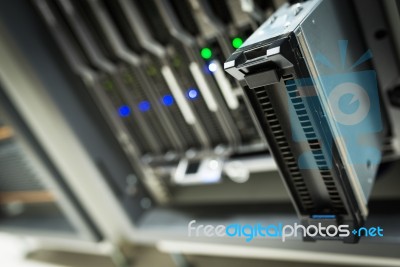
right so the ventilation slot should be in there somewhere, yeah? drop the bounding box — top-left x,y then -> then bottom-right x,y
285,80 -> 346,214
254,87 -> 315,212
0,141 -> 45,192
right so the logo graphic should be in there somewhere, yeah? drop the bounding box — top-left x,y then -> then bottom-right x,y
187,220 -> 384,242
328,82 -> 371,126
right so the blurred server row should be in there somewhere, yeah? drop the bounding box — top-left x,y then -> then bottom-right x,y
33,0 -> 282,203
0,0 -> 285,241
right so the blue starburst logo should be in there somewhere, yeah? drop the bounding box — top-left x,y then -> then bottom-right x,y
288,40 -> 382,178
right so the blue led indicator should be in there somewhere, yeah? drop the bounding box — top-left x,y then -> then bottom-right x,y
208,62 -> 217,73
187,88 -> 199,99
162,95 -> 174,106
138,101 -> 151,112
118,105 -> 131,117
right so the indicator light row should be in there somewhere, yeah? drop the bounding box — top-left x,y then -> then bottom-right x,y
118,89 -> 199,117
200,37 -> 243,73
119,37 -> 244,116
200,37 -> 243,60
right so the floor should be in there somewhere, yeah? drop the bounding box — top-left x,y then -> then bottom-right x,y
23,246 -> 366,267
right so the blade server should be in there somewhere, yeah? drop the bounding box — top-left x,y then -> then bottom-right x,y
225,0 -> 400,242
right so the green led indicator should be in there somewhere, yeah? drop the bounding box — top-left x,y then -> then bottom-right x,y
124,73 -> 134,84
200,47 -> 212,59
104,80 -> 114,91
147,66 -> 157,76
232,37 -> 243,49
173,57 -> 181,67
